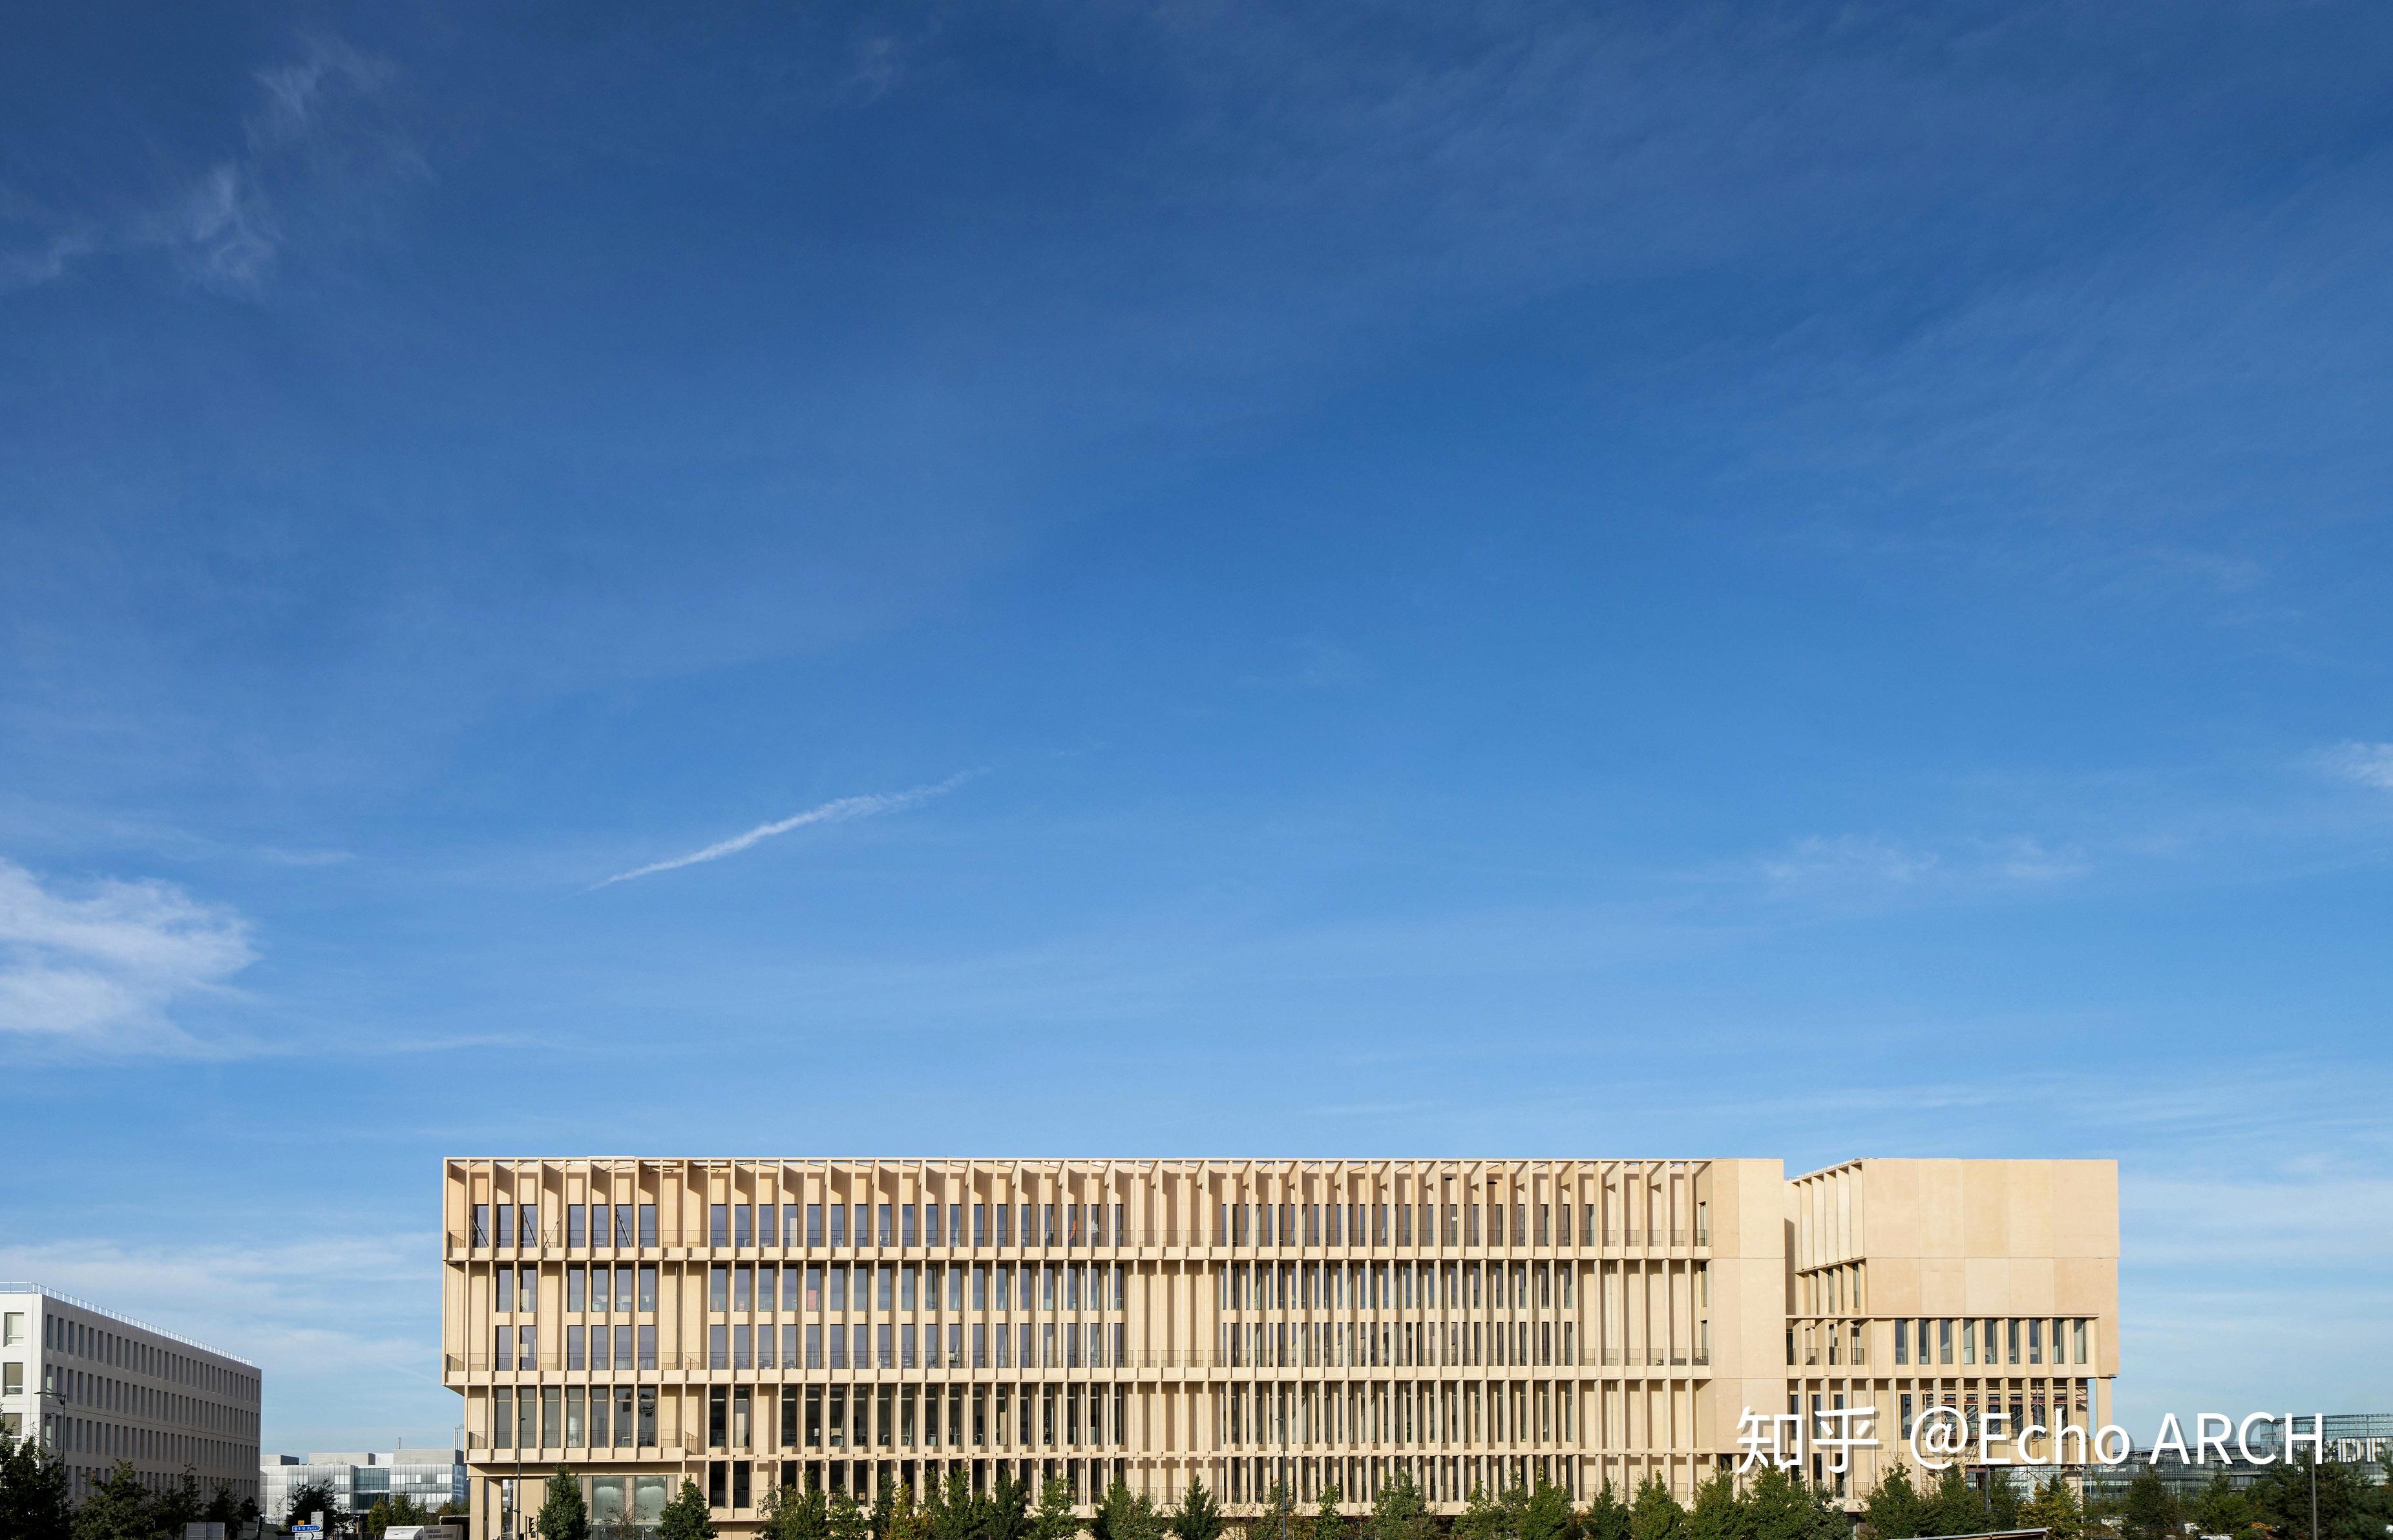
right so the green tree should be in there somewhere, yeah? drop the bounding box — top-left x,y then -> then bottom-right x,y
929,1472 -> 985,1540
1313,1486 -> 1349,1540
2248,1455 -> 2373,1540
983,1479 -> 1031,1540
829,1493 -> 872,1540
1,1431 -> 76,1540
891,1486 -> 935,1540
1686,1472 -> 1746,1540
1579,1482 -> 1630,1540
1918,1469 -> 1985,1540
1521,1480 -> 1577,1540
1797,1478 -> 1850,1540
2187,1474 -> 2252,1540
2116,1471 -> 2178,1540
659,1481 -> 716,1540
1453,1488 -> 1507,1540
153,1470 -> 206,1536
370,1495 -> 436,1540
284,1481 -> 343,1529
2019,1476 -> 2083,1540
1369,1471 -> 1433,1540
1092,1481 -> 1165,1540
1255,1484 -> 1297,1540
1629,1477 -> 1685,1540
204,1484 -> 244,1533
72,1462 -> 156,1540
1859,1466 -> 1919,1540
772,1485 -> 832,1540
1166,1480 -> 1223,1540
1029,1480 -> 1079,1540
535,1473 -> 590,1540
1742,1469 -> 1813,1540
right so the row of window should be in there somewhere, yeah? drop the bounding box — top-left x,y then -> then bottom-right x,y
495,1322 -> 1134,1372
489,1381 -> 1131,1453
12,1360 -> 251,1437
1215,1320 -> 1641,1371
1895,1387 -> 2091,1437
1892,1318 -> 2090,1367
1220,1378 -> 1570,1449
495,1259 -> 1641,1320
10,1313 -> 255,1405
469,1199 -> 1711,1252
1220,1260 -> 1599,1311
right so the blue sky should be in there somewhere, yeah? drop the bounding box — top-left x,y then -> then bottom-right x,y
3,0 -> 2390,1453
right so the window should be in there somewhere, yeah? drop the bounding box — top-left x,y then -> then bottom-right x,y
638,1266 -> 657,1312
2028,1318 -> 2043,1364
638,1325 -> 656,1369
2074,1318 -> 2089,1364
638,1205 -> 657,1247
830,1205 -> 848,1247
878,1204 -> 894,1247
567,1269 -> 585,1313
710,1267 -> 730,1311
473,1204 -> 490,1245
567,1206 -> 587,1248
1893,1320 -> 1909,1364
808,1205 -> 824,1247
711,1205 -> 730,1247
761,1205 -> 779,1246
614,1203 -> 634,1247
734,1206 -> 753,1248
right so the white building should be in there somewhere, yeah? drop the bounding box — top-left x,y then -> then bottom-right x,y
262,1450 -> 469,1524
0,1283 -> 262,1508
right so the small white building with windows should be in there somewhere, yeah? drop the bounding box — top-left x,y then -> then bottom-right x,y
262,1450 -> 469,1525
0,1283 -> 262,1508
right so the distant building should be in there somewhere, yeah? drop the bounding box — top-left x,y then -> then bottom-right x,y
2076,1413 -> 2393,1502
262,1450 -> 469,1526
0,1283 -> 262,1508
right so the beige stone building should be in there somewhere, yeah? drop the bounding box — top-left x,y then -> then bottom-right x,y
439,1158 -> 2116,1539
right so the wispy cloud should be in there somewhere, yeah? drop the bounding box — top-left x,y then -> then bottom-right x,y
1,36 -> 416,295
1756,832 -> 2090,896
594,773 -> 976,888
2323,741 -> 2393,791
0,859 -> 255,1050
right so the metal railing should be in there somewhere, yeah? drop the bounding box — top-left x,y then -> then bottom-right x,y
0,1282 -> 256,1367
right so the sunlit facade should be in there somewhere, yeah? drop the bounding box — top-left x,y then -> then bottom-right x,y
439,1157 -> 2116,1539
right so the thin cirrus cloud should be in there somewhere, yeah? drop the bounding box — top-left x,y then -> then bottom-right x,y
0,36 -> 416,295
2324,741 -> 2393,790
1755,832 -> 2090,897
593,773 -> 976,889
0,858 -> 255,1049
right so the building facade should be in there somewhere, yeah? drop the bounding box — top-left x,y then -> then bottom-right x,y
0,1283 -> 263,1508
263,1450 -> 470,1524
437,1158 -> 2117,1540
